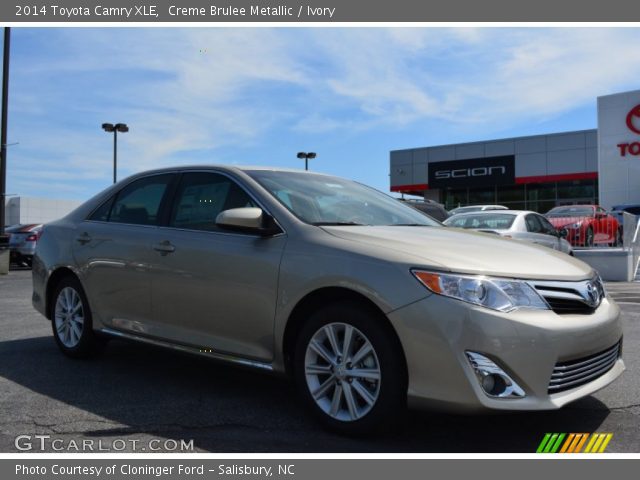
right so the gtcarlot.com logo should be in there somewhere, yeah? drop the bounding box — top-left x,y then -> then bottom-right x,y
536,432 -> 613,453
14,435 -> 194,452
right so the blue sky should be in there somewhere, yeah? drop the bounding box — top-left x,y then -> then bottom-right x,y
4,27 -> 640,200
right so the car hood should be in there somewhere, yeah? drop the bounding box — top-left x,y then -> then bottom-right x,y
547,216 -> 590,228
321,225 -> 592,281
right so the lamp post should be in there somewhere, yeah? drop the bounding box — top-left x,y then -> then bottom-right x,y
1,28 -> 11,236
297,152 -> 316,171
102,123 -> 128,184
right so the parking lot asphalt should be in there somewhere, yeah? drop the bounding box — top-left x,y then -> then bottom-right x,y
1,269 -> 639,453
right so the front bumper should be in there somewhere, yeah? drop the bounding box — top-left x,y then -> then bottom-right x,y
388,293 -> 624,412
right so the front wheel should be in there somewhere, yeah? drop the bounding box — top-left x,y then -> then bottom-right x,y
293,303 -> 407,434
584,226 -> 594,247
51,276 -> 103,358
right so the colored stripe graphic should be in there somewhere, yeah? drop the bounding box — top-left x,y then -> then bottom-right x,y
537,433 -> 613,453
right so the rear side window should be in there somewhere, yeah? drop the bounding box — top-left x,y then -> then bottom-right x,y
89,197 -> 114,222
169,172 -> 257,232
107,174 -> 173,226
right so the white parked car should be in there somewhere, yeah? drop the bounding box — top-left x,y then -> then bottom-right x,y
449,205 -> 508,215
445,210 -> 573,255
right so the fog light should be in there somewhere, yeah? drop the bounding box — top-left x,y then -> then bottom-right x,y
466,352 -> 525,399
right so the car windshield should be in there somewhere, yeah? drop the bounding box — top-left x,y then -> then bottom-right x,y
546,206 -> 594,217
246,170 -> 440,227
444,213 -> 516,230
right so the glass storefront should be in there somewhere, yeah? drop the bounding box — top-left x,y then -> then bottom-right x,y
441,179 -> 598,213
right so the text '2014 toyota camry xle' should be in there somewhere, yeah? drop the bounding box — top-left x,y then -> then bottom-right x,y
32,166 -> 624,434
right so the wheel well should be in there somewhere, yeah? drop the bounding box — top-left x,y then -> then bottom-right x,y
282,287 -> 407,379
45,267 -> 78,320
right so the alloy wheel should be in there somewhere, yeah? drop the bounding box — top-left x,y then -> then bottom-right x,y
54,287 -> 85,348
304,322 -> 381,422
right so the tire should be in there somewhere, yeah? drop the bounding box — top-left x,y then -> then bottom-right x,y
293,302 -> 407,435
50,275 -> 103,358
584,227 -> 594,248
613,228 -> 622,247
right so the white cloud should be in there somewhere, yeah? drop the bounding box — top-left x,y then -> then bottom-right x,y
8,27 -> 640,199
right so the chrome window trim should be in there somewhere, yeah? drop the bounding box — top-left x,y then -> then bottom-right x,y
83,168 -> 287,237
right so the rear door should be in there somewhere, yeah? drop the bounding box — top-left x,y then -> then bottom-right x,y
72,173 -> 176,330
148,171 -> 287,362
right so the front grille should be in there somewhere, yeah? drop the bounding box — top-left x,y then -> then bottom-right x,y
544,298 -> 596,315
548,341 -> 621,394
531,277 -> 605,315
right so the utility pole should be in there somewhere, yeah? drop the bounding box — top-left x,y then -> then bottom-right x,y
0,28 -> 11,235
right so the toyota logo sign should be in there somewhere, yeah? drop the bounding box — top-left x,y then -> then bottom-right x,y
626,104 -> 640,135
616,104 -> 640,156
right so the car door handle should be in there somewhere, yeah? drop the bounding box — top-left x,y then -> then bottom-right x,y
75,232 -> 92,245
153,241 -> 176,255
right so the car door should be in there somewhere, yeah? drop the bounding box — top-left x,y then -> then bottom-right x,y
523,214 -> 557,250
148,171 -> 287,362
72,173 -> 176,331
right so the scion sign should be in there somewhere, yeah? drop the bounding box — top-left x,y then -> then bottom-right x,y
428,155 -> 515,188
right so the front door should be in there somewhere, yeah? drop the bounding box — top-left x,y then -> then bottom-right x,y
148,171 -> 287,362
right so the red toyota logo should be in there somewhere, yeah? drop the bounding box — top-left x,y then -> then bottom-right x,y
626,104 -> 640,135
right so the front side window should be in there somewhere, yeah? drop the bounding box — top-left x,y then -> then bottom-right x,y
108,174 -> 173,226
537,215 -> 557,235
169,172 -> 257,232
525,214 -> 542,233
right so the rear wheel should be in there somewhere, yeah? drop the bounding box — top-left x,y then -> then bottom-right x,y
293,303 -> 407,434
51,276 -> 103,358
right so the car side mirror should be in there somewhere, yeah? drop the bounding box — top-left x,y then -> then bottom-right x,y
216,208 -> 281,236
558,229 -> 568,238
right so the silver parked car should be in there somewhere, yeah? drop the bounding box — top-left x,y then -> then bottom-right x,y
8,223 -> 43,267
32,166 -> 624,433
444,210 -> 573,255
449,205 -> 508,215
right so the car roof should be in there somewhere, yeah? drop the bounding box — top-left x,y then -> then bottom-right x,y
449,210 -> 531,217
129,165 -> 326,176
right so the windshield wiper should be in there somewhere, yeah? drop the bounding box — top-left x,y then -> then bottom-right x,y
311,221 -> 366,226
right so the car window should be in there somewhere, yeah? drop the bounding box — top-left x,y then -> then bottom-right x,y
108,174 -> 173,226
546,206 -> 594,217
627,207 -> 640,215
169,172 -> 257,232
247,170 -> 440,227
525,214 -> 542,233
445,213 -> 515,229
89,196 -> 115,222
536,215 -> 556,235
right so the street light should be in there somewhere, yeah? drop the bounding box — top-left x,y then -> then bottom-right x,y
297,152 -> 316,171
102,123 -> 129,184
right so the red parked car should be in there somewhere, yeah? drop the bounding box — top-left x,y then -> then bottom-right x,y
545,205 -> 621,247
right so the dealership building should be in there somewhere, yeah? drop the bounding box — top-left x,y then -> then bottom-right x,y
390,89 -> 640,213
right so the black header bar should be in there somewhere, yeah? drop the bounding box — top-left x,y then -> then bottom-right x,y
2,0 -> 640,22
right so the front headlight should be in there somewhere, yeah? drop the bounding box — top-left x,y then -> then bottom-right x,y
412,270 -> 550,313
566,222 -> 582,229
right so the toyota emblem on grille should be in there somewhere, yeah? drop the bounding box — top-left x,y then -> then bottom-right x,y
585,282 -> 600,307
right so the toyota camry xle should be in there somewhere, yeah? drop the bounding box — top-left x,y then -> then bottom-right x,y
32,166 -> 624,433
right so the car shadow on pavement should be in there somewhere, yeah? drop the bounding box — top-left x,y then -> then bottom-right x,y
0,335 -> 612,453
